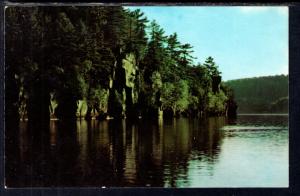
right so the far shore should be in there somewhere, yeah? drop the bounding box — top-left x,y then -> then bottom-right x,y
238,113 -> 288,116
18,113 -> 289,121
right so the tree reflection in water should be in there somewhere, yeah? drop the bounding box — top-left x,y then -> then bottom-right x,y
6,117 -> 227,187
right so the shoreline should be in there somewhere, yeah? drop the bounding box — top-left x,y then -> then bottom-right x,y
18,113 -> 289,121
238,113 -> 288,116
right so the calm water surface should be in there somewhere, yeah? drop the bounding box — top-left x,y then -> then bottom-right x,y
6,114 -> 288,187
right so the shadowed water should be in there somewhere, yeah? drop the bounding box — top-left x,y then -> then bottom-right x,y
5,114 -> 288,187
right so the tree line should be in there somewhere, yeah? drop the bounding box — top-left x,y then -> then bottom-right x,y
5,6 -> 237,128
225,75 -> 288,113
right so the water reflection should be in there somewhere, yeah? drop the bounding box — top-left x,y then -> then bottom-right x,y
229,114 -> 288,127
6,115 -> 288,187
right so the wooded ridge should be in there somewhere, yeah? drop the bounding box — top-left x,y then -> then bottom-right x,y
5,6 -> 237,127
225,75 -> 288,113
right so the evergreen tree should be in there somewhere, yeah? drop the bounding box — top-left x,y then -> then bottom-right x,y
203,56 -> 221,77
5,6 -> 237,122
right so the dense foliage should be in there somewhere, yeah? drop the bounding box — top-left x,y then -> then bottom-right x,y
225,75 -> 288,113
5,6 -> 236,125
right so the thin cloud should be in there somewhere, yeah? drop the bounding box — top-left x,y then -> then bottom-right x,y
277,7 -> 288,16
239,6 -> 270,13
238,6 -> 288,16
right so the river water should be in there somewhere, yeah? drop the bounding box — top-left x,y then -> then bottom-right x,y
6,114 -> 288,187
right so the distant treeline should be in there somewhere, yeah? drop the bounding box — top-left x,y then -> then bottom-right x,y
5,6 -> 237,127
225,75 -> 288,113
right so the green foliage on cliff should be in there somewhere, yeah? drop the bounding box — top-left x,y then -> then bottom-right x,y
5,6 -> 235,121
225,75 -> 288,113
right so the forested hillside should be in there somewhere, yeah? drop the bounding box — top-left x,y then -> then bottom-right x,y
5,6 -> 237,127
225,75 -> 288,113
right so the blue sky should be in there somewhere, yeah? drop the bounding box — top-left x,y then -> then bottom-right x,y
125,6 -> 288,81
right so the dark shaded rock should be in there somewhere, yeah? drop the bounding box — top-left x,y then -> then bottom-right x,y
212,75 -> 222,94
163,108 -> 174,119
227,99 -> 238,118
97,111 -> 108,120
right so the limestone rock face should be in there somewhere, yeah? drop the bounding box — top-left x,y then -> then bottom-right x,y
123,53 -> 136,88
108,53 -> 138,119
123,53 -> 140,119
